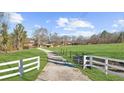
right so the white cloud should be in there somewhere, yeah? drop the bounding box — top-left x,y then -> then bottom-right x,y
70,19 -> 94,29
8,12 -> 23,23
0,12 -> 23,24
111,19 -> 124,32
56,17 -> 94,30
74,31 -> 95,37
34,24 -> 41,28
63,27 -> 75,31
111,29 -> 118,33
112,19 -> 124,28
112,24 -> 118,28
60,30 -> 95,37
56,18 -> 69,27
118,19 -> 124,26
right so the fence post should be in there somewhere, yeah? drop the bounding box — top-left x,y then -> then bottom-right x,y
70,51 -> 72,58
105,58 -> 108,75
90,56 -> 93,68
77,56 -> 80,64
61,49 -> 63,55
63,49 -> 64,55
18,59 -> 23,79
37,56 -> 40,70
83,55 -> 87,69
60,49 -> 62,54
66,49 -> 67,56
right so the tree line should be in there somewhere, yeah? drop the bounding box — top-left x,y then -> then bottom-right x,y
33,27 -> 124,46
0,13 -> 27,53
1,22 -> 124,53
0,23 -> 27,53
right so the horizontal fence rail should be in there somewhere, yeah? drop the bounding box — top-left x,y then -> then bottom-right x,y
0,56 -> 40,80
83,55 -> 124,75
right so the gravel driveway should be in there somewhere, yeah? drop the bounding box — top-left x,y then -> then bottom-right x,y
36,48 -> 91,81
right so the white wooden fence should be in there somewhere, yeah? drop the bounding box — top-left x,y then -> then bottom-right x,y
0,56 -> 40,80
83,55 -> 124,75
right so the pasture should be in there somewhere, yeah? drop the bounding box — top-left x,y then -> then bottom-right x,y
48,43 -> 124,80
49,43 -> 124,59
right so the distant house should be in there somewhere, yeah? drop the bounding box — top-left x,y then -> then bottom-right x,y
24,38 -> 35,49
43,43 -> 53,48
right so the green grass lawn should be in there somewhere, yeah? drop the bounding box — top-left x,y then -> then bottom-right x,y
0,48 -> 47,81
48,43 -> 124,81
49,43 -> 124,59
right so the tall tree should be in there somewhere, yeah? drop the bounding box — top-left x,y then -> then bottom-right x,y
13,24 -> 27,50
99,30 -> 111,43
49,32 -> 61,45
89,34 -> 99,44
33,27 -> 48,47
76,35 -> 84,44
0,23 -> 8,53
117,32 -> 124,43
61,35 -> 71,45
71,36 -> 77,45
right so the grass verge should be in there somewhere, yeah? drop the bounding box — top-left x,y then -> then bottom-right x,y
0,48 -> 47,81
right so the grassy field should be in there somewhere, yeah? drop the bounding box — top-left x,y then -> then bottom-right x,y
49,43 -> 124,59
48,43 -> 124,81
0,48 -> 47,81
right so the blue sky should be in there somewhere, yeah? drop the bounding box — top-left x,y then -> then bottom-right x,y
7,12 -> 124,37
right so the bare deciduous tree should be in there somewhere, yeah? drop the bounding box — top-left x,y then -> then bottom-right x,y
49,32 -> 61,46
33,27 -> 48,47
